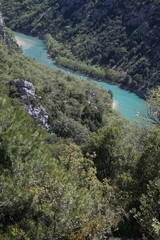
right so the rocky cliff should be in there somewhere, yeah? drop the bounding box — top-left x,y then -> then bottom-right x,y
10,79 -> 50,131
0,4 -> 6,39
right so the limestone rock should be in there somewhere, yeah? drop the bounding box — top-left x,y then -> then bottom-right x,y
0,7 -> 6,40
0,10 -> 4,27
25,104 -> 50,131
13,79 -> 36,97
11,79 -> 50,131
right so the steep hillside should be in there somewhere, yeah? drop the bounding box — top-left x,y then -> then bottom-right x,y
0,8 -> 113,144
0,40 -> 113,143
2,0 -> 160,96
1,4 -> 160,240
0,8 -> 120,240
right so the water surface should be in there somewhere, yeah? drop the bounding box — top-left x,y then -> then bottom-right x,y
15,32 -> 146,120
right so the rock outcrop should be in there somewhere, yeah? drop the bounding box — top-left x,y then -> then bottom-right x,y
13,79 -> 36,97
0,4 -> 6,40
0,4 -> 4,27
26,104 -> 49,130
12,79 -> 50,131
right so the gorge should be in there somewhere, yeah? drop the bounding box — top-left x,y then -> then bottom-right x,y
0,1 -> 160,239
15,32 -> 146,121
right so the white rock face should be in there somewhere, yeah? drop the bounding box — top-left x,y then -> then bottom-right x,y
0,4 -> 4,27
13,79 -> 36,97
25,105 -> 50,131
12,79 -> 50,131
0,11 -> 4,27
0,7 -> 6,40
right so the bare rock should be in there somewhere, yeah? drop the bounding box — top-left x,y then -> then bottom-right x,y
11,79 -> 50,131
25,104 -> 50,131
13,79 -> 36,97
0,10 -> 4,27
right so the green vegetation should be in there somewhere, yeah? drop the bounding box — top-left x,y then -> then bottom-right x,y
0,5 -> 160,239
0,31 -> 120,239
0,36 -> 113,144
2,0 -> 160,96
0,95 -> 121,240
45,34 -> 107,80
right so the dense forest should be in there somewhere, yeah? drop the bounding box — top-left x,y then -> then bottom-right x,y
0,1 -> 160,240
2,0 -> 160,97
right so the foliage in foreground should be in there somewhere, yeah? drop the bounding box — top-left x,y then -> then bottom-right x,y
0,96 -> 121,240
0,31 -> 119,239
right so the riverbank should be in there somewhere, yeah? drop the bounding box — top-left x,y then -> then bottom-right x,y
112,100 -> 116,110
15,32 -> 146,100
44,34 -> 148,100
53,57 -> 147,100
15,35 -> 33,49
14,31 -> 146,120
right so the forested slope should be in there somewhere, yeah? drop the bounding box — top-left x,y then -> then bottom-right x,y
0,8 -> 120,239
2,0 -> 160,96
0,4 -> 160,240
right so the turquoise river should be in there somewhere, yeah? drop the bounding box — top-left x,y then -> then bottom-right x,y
15,32 -> 146,120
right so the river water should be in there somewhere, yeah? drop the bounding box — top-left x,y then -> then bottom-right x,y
15,32 -> 146,120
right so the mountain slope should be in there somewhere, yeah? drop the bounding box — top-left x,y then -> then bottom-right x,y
0,17 -> 113,144
1,5 -> 160,240
2,0 -> 160,96
0,8 -> 121,240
